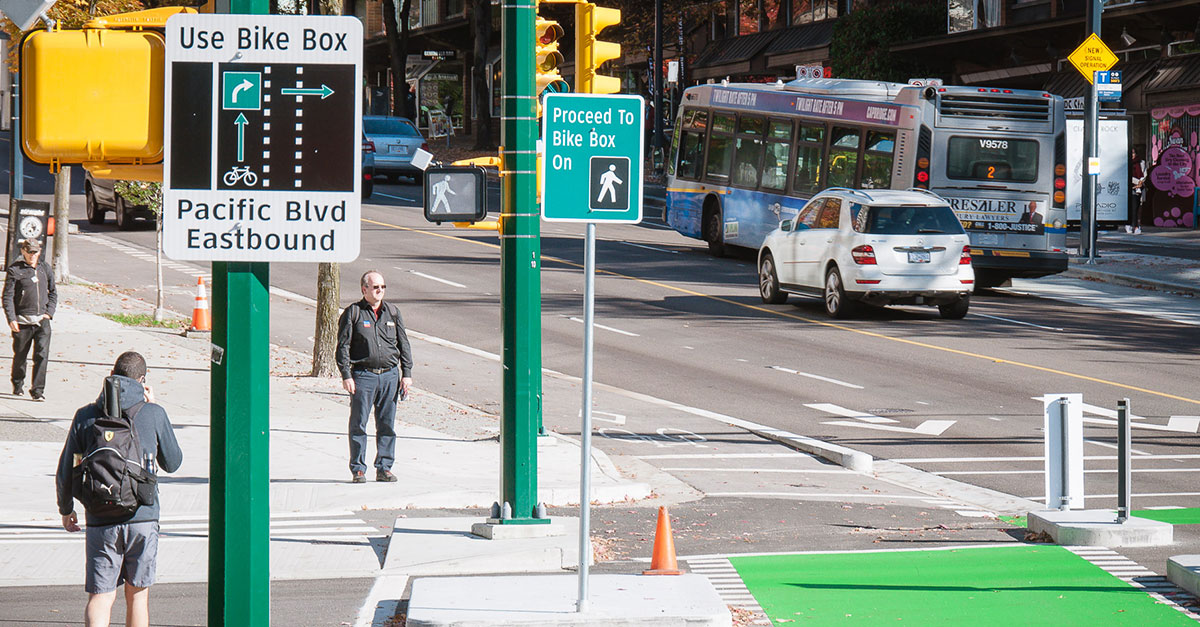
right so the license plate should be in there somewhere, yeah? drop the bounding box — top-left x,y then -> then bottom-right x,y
908,251 -> 931,263
389,145 -> 407,154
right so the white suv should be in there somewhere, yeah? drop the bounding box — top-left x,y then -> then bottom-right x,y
758,188 -> 974,319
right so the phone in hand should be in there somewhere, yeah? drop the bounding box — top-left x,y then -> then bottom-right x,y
399,387 -> 409,402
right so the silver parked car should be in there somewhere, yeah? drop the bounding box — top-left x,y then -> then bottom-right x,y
84,172 -> 154,230
362,115 -> 428,184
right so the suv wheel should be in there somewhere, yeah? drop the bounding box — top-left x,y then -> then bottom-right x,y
823,267 -> 854,319
938,295 -> 970,320
758,252 -> 787,304
115,196 -> 134,231
85,187 -> 105,225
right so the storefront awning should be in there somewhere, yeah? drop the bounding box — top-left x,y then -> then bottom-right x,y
1143,54 -> 1200,95
1042,57 -> 1160,99
691,30 -> 780,79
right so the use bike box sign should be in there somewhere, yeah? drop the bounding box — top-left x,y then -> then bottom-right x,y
163,13 -> 363,262
541,93 -> 644,223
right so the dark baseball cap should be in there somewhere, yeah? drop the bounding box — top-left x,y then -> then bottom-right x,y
19,239 -> 41,253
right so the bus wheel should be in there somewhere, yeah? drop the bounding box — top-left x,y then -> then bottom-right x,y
759,252 -> 787,304
823,267 -> 855,319
704,205 -> 726,257
938,295 -> 970,320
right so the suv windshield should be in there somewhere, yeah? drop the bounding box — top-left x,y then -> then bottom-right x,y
364,118 -> 420,137
853,204 -> 965,235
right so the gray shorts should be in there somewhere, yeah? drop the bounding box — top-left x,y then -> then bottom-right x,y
85,521 -> 159,594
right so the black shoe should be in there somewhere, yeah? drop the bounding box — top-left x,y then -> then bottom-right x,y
376,469 -> 397,483
30,392 -> 44,402
12,386 -> 22,396
351,471 -> 366,484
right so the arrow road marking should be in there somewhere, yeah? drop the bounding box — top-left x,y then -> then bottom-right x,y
231,79 -> 254,103
234,113 -> 248,163
1082,416 -> 1200,433
821,419 -> 957,436
805,403 -> 897,423
281,84 -> 335,99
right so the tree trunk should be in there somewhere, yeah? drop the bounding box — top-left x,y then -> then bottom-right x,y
471,0 -> 492,150
51,166 -> 70,283
311,262 -> 341,377
383,0 -> 413,117
154,212 -> 165,322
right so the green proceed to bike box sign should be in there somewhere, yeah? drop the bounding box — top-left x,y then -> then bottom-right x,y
541,93 -> 644,224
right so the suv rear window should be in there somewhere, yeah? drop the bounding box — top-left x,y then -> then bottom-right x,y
853,204 -> 965,235
365,118 -> 420,137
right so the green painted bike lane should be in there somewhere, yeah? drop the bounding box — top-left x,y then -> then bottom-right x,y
730,545 -> 1194,625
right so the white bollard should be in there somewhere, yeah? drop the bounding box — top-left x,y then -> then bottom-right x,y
1044,394 -> 1085,510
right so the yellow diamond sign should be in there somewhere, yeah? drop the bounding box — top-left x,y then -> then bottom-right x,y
1068,33 -> 1118,84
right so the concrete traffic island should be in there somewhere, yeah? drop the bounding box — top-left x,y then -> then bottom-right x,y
405,574 -> 731,627
1028,509 -> 1173,547
1168,555 -> 1200,598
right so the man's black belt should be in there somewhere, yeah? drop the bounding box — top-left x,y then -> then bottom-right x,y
354,366 -> 393,375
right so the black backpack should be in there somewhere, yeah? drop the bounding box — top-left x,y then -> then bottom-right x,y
72,377 -> 157,518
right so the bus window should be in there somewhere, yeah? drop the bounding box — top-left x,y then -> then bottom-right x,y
732,115 -> 765,188
815,198 -> 841,229
760,120 -> 792,191
704,112 -> 737,181
689,109 -> 709,131
792,123 -> 825,194
827,126 -> 861,188
667,123 -> 683,178
676,131 -> 705,180
945,136 -> 1039,182
861,130 -> 895,189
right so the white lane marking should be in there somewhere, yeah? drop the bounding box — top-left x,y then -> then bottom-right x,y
590,410 -> 626,425
1083,416 -> 1200,433
407,269 -> 467,289
637,453 -> 807,460
660,467 -> 854,474
896,454 -> 1200,463
373,192 -> 416,202
619,241 -> 679,254
942,468 -> 1200,476
568,317 -> 639,337
1084,438 -> 1151,456
806,403 -> 896,424
972,313 -> 1064,331
1027,492 -> 1200,501
1080,402 -> 1146,420
822,419 -> 956,436
355,573 -> 409,627
770,367 -> 864,389
704,492 -> 938,500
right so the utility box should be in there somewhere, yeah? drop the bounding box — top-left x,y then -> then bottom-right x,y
20,28 -> 165,164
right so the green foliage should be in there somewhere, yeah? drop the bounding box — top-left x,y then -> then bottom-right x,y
99,312 -> 184,328
114,180 -> 163,215
830,0 -> 948,82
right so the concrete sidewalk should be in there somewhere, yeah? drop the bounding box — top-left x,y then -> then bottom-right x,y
1065,229 -> 1200,298
0,281 -> 651,586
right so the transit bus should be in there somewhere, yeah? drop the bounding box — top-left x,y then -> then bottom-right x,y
664,78 -> 1069,286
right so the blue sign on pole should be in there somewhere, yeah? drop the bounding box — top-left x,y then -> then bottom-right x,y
1096,70 -> 1122,103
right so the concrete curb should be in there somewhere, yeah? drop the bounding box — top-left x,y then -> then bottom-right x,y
1167,555 -> 1200,598
1028,509 -> 1173,547
1064,267 -> 1200,298
873,460 -> 1044,516
745,426 -> 873,474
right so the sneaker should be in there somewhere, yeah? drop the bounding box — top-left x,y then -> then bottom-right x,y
376,469 -> 398,483
1134,228 -> 1142,234
1124,225 -> 1133,233
12,387 -> 22,397
351,471 -> 366,484
30,392 -> 44,402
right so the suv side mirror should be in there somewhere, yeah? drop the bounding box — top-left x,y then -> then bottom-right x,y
780,219 -> 793,232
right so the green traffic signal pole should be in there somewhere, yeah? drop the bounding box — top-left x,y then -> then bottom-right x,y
208,0 -> 271,625
498,0 -> 546,523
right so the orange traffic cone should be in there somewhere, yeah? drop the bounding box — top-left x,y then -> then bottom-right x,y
642,506 -> 683,575
190,277 -> 211,332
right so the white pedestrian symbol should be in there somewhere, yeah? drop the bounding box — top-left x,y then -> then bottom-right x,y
596,164 -> 623,203
431,175 -> 456,214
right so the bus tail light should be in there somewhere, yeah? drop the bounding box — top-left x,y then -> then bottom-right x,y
851,245 -> 877,265
959,245 -> 972,265
1053,133 -> 1066,209
913,125 -> 932,189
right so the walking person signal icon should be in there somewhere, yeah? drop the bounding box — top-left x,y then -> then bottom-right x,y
589,157 -> 630,211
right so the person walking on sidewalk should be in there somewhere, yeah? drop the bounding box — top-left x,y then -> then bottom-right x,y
337,270 -> 413,484
55,351 -> 183,627
1128,147 -> 1147,234
3,238 -> 56,400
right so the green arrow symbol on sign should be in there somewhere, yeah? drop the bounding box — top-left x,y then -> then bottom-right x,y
280,84 -> 335,99
234,113 -> 248,163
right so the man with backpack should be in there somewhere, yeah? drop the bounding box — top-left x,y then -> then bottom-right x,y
55,351 -> 183,627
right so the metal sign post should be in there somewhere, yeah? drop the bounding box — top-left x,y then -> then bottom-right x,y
1067,21 -> 1116,261
541,93 -> 643,612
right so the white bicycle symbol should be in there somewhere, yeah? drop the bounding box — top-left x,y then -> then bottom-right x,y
223,166 -> 259,187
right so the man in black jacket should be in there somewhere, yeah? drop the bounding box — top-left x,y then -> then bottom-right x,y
337,270 -> 413,483
3,238 -> 56,400
56,351 -> 183,627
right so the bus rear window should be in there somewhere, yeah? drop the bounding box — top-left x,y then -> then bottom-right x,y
946,137 -> 1039,182
853,204 -> 965,235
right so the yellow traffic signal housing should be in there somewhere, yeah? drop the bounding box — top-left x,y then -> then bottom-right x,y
19,7 -> 194,167
576,3 -> 621,94
535,17 -> 566,96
